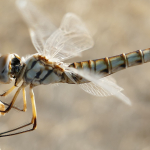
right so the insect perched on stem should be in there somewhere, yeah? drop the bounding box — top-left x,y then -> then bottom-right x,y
1,0 -> 150,137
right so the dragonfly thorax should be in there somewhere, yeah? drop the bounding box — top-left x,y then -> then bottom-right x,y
24,54 -> 65,86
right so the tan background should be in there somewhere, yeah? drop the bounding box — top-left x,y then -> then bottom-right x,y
1,0 -> 150,150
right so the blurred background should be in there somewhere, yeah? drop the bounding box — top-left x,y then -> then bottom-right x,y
1,0 -> 150,150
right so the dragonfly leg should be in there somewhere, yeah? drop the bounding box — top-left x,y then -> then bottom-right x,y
1,101 -> 24,112
21,86 -> 27,112
0,84 -> 27,112
0,85 -> 37,137
0,85 -> 16,97
0,84 -> 23,114
0,86 -> 19,111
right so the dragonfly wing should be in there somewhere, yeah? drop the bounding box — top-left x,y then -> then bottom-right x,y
79,78 -> 131,105
16,0 -> 56,54
44,13 -> 94,61
79,79 -> 120,97
65,67 -> 131,105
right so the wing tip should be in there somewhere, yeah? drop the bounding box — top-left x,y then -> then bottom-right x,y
115,92 -> 132,106
125,99 -> 132,106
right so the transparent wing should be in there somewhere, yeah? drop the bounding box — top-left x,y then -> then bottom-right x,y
65,67 -> 131,105
44,13 -> 94,61
79,78 -> 122,97
16,0 -> 56,54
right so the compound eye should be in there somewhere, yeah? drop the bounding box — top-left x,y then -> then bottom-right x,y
11,55 -> 21,66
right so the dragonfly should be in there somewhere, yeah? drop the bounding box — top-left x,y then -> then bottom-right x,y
0,0 -> 149,137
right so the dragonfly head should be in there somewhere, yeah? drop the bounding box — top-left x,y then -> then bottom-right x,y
0,53 -> 22,84
10,54 -> 22,78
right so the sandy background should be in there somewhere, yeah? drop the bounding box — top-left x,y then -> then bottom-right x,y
1,0 -> 150,150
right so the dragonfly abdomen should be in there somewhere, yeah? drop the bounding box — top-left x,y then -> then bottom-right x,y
110,48 -> 150,74
69,48 -> 150,76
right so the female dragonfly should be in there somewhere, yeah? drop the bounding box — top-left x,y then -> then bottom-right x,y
0,0 -> 149,137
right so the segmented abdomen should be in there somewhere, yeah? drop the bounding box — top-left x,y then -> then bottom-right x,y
69,48 -> 150,77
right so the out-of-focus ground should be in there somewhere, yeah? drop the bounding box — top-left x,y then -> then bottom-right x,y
1,0 -> 150,150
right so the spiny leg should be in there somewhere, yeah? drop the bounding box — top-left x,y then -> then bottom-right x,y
0,85 -> 21,111
30,85 -> 37,128
0,86 -> 16,97
1,101 -> 24,112
22,86 -> 27,112
0,85 -> 22,114
1,86 -> 27,112
0,85 -> 37,137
